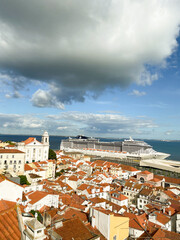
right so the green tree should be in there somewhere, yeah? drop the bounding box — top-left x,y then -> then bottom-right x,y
30,210 -> 42,222
48,149 -> 57,160
5,141 -> 15,145
19,175 -> 30,185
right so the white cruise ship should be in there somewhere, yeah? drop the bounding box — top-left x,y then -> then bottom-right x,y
60,136 -> 170,160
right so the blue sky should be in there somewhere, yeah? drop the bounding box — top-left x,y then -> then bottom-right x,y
0,0 -> 180,140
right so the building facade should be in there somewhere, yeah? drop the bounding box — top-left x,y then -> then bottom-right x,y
0,149 -> 25,174
17,131 -> 49,163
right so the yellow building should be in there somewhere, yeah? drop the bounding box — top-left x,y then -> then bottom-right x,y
110,213 -> 129,240
91,207 -> 129,240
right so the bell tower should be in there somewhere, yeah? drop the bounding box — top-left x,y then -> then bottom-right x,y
41,131 -> 49,145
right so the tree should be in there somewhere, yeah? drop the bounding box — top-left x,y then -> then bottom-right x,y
5,141 -> 15,145
19,175 -> 30,185
48,149 -> 57,160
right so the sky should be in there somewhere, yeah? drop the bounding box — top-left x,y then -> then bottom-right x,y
0,0 -> 180,140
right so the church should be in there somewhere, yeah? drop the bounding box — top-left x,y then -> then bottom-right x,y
17,131 -> 49,163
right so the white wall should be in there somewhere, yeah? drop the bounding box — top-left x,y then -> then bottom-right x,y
0,179 -> 24,201
91,208 -> 109,240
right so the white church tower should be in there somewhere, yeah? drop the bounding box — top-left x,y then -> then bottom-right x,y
41,131 -> 49,146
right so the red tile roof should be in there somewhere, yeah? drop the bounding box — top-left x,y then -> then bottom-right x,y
23,137 -> 42,145
112,193 -> 128,201
24,164 -> 34,171
61,208 -> 88,222
123,212 -> 147,231
53,217 -> 98,240
27,191 -> 49,204
154,175 -> 180,185
0,149 -> 24,154
0,206 -> 21,240
0,199 -> 16,212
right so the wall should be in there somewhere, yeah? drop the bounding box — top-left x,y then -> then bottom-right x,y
109,214 -> 129,240
0,179 -> 24,201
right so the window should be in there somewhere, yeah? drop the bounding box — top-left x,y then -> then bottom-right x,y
4,160 -> 7,164
140,200 -> 142,203
12,155 -> 14,158
19,160 -> 21,164
10,161 -> 12,164
28,226 -> 34,233
14,160 -> 16,164
140,205 -> 142,208
113,235 -> 117,240
37,230 -> 42,234
0,155 -> 2,158
140,177 -> 145,183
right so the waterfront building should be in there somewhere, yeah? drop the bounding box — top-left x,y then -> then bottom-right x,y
17,131 -> 49,163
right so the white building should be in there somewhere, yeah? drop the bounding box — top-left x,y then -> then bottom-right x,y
17,131 -> 49,163
24,217 -> 46,240
176,212 -> 180,233
24,191 -> 59,212
148,212 -> 171,231
0,149 -> 25,175
111,193 -> 128,207
0,175 -> 24,202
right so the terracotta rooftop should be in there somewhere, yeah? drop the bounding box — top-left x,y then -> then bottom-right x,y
0,199 -> 16,212
123,212 -> 147,231
138,227 -> 180,240
154,175 -> 180,185
155,212 -> 171,225
112,193 -> 128,201
0,206 -> 21,240
139,188 -> 153,197
86,223 -> 106,240
52,217 -> 99,240
0,149 -> 24,154
61,208 -> 88,223
24,164 -> 34,171
68,175 -> 79,181
27,191 -> 49,204
23,137 -> 41,145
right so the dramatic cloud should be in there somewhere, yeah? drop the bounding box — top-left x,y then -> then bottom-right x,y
0,0 -> 180,108
129,89 -> 146,97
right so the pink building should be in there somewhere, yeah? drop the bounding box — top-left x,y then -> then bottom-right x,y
137,171 -> 154,183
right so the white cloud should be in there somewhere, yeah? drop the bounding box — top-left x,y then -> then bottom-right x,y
129,89 -> 146,96
31,89 -> 64,109
57,126 -> 68,130
5,90 -> 22,99
0,0 -> 179,107
48,111 -> 158,137
165,130 -> 173,135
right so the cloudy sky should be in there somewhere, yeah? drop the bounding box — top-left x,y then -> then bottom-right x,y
0,0 -> 180,139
